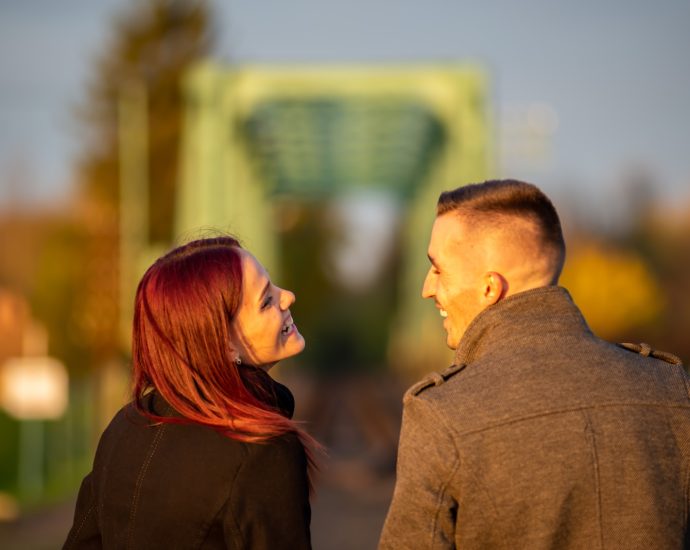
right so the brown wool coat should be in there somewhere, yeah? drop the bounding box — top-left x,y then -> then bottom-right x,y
380,286 -> 690,549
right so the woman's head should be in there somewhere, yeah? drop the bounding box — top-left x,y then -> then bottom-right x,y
232,249 -> 305,369
131,236 -> 305,441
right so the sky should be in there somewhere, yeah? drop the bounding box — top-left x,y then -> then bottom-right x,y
1,0 -> 689,213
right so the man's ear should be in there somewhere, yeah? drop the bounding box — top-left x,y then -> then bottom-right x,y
483,271 -> 507,305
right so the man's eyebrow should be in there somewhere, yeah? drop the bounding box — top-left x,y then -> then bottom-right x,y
427,253 -> 438,267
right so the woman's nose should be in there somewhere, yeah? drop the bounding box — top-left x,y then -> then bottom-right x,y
279,288 -> 295,310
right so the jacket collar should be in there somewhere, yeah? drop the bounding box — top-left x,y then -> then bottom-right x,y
453,286 -> 592,366
243,366 -> 296,419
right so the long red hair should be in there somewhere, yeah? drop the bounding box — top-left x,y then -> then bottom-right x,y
131,237 -> 319,478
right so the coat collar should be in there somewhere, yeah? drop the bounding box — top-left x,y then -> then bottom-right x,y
453,286 -> 592,366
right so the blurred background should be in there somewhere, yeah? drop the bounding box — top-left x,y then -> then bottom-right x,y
1,1 -> 689,548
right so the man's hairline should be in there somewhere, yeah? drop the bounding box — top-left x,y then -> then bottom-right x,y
436,209 -> 529,252
435,209 -> 562,280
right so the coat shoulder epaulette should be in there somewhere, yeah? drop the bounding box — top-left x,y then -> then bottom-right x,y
617,342 -> 683,366
404,363 -> 467,403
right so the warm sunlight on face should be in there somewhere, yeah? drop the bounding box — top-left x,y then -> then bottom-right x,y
421,213 -> 488,350
232,251 -> 305,370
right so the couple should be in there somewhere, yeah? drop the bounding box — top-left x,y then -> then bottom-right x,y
65,180 -> 690,549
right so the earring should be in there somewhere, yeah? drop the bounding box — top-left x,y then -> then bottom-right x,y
235,357 -> 242,366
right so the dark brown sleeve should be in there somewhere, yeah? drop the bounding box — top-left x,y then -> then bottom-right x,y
63,472 -> 102,549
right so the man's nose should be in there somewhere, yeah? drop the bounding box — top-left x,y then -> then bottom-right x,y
421,271 -> 436,299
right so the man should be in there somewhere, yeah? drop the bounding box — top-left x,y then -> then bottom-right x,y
380,180 -> 690,549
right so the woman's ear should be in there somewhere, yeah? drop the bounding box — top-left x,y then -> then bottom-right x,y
227,332 -> 241,365
483,271 -> 507,305
230,327 -> 255,366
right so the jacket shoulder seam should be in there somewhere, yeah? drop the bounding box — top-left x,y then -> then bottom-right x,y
127,423 -> 167,549
582,411 -> 605,548
428,453 -> 462,548
456,401 -> 690,438
223,443 -> 254,548
64,500 -> 96,549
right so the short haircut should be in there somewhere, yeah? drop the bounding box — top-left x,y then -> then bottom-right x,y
437,179 -> 566,272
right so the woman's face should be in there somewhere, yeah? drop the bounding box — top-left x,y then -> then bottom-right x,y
231,250 -> 305,370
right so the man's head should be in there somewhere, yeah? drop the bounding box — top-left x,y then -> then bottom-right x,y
422,179 -> 566,349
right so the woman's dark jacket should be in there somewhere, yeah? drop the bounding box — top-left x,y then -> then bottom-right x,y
63,371 -> 311,549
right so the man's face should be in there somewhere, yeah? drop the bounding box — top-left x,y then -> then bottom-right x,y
422,213 -> 487,349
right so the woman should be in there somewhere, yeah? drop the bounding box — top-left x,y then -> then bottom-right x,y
64,237 -> 318,549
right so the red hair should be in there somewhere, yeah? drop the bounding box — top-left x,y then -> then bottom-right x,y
131,236 -> 319,480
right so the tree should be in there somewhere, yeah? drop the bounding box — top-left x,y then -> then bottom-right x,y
77,0 -> 214,242
72,0 -> 214,362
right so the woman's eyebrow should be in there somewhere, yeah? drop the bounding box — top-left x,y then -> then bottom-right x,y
258,279 -> 271,304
